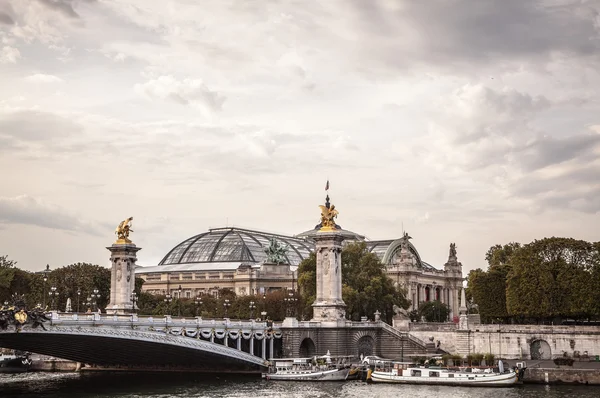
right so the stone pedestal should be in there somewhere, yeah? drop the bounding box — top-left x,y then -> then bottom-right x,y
312,231 -> 346,322
107,243 -> 141,314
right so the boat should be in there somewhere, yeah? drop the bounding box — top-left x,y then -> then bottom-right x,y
369,360 -> 523,387
263,351 -> 355,381
0,351 -> 33,373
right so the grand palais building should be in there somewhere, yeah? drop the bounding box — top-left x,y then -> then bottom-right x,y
135,211 -> 466,318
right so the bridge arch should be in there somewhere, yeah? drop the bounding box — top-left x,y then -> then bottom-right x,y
298,338 -> 316,357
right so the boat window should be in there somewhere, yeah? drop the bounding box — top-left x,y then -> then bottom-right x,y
430,372 -> 439,377
448,374 -> 454,378
411,370 -> 421,377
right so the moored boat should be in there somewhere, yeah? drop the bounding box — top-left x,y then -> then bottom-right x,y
0,351 -> 33,373
263,351 -> 355,381
369,360 -> 523,387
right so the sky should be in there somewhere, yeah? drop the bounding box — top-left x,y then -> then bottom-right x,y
1,0 -> 599,275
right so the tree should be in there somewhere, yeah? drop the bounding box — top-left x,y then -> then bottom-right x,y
297,242 -> 409,323
418,300 -> 450,322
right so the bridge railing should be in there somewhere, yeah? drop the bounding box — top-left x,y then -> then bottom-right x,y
47,312 -> 276,330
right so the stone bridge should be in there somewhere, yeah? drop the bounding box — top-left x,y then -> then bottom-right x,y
0,312 -> 282,373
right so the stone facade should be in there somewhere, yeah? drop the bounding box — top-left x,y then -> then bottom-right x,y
311,232 -> 346,322
107,243 -> 141,314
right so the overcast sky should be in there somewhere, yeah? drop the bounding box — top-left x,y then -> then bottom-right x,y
1,0 -> 599,274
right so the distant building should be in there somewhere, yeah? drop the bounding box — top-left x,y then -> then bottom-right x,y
136,225 -> 464,318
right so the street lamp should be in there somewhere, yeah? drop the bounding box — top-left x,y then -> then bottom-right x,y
86,296 -> 92,312
91,289 -> 101,312
130,292 -> 138,314
249,301 -> 256,320
164,293 -> 173,315
194,296 -> 203,317
48,286 -> 58,311
261,311 -> 267,321
76,288 -> 81,313
223,299 -> 231,318
177,285 -> 183,317
43,264 -> 50,308
284,291 -> 298,318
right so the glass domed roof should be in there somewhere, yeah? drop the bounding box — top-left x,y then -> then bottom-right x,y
159,227 -> 314,266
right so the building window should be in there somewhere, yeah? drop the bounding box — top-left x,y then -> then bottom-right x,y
186,291 -> 191,298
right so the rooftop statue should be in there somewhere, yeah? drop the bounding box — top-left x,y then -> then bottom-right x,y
318,201 -> 339,232
449,242 -> 457,258
264,238 -> 289,264
115,217 -> 134,244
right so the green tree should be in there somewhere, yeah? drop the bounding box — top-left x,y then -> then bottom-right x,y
0,255 -> 17,300
418,300 -> 450,322
297,242 -> 409,323
506,237 -> 597,322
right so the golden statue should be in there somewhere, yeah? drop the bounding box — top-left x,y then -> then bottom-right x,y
115,217 -> 134,244
14,309 -> 28,324
319,204 -> 339,232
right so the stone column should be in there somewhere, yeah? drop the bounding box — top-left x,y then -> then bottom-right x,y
107,242 -> 141,314
311,231 -> 346,323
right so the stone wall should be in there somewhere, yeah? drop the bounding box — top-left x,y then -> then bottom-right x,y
405,323 -> 600,360
525,368 -> 600,385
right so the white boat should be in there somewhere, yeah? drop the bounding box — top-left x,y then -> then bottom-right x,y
263,351 -> 354,381
369,360 -> 522,387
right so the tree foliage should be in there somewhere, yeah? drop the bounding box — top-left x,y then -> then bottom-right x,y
418,300 -> 450,322
468,238 -> 600,324
297,242 -> 409,323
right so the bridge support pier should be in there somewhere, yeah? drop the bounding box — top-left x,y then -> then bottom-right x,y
106,243 -> 141,314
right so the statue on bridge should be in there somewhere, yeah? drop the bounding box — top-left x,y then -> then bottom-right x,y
318,199 -> 339,232
115,217 -> 134,244
0,302 -> 50,332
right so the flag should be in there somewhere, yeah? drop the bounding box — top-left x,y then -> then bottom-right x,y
325,180 -> 329,191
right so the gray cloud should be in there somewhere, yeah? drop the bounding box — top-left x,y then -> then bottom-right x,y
517,133 -> 600,172
345,0 -> 600,73
35,0 -> 96,19
0,110 -> 82,142
0,12 -> 14,25
0,195 -> 107,234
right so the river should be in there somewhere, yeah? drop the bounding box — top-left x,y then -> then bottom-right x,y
1,372 -> 599,397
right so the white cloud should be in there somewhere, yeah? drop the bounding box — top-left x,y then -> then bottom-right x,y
25,73 -> 64,83
0,45 -> 20,63
135,75 -> 225,115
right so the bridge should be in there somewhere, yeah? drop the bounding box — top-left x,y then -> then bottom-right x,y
0,312 -> 281,373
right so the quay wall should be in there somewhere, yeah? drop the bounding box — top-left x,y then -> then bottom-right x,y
405,323 -> 600,360
525,368 -> 600,385
30,359 -> 80,372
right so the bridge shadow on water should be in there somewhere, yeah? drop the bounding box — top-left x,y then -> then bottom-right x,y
0,371 -> 263,398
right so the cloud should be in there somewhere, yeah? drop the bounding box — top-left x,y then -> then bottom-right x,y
0,13 -> 14,25
25,73 -> 64,83
35,0 -> 95,19
0,110 -> 82,141
0,195 -> 105,234
135,75 -> 226,114
0,46 -> 20,63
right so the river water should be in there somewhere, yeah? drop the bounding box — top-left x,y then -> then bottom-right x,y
1,372 -> 599,398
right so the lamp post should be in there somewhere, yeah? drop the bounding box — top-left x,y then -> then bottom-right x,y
195,296 -> 203,317
223,299 -> 231,318
48,286 -> 58,311
86,297 -> 92,312
76,288 -> 81,313
91,289 -> 101,312
261,311 -> 267,321
249,301 -> 256,320
130,292 -> 138,314
42,264 -> 50,308
177,285 -> 182,317
164,293 -> 173,315
284,291 -> 298,317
